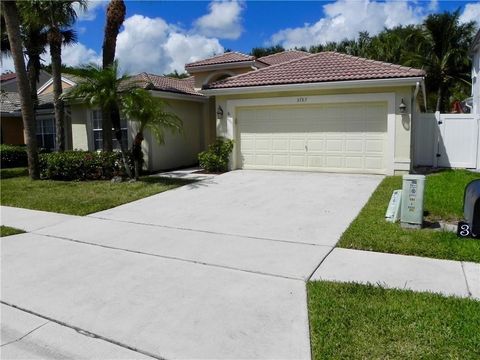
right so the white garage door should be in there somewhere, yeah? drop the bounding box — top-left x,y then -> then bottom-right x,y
237,102 -> 388,174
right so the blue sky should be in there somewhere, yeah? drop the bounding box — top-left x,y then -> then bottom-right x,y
2,1 -> 479,74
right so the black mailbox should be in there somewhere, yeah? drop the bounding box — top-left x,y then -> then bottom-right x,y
459,179 -> 480,238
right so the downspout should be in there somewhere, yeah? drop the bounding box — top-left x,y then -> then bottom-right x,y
411,81 -> 420,170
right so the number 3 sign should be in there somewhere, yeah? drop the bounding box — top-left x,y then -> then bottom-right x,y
457,221 -> 479,239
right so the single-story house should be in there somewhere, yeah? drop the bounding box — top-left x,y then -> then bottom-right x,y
1,51 -> 426,175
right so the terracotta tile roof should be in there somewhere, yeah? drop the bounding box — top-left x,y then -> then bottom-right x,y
206,52 -> 426,89
1,72 -> 16,82
257,50 -> 311,65
0,91 -> 54,113
185,52 -> 255,69
129,73 -> 203,97
0,92 -> 20,112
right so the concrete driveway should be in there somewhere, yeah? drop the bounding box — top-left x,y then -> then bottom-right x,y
1,170 -> 382,359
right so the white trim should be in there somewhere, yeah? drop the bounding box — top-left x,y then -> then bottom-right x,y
186,61 -> 257,73
37,76 -> 77,95
225,92 -> 396,175
203,77 -> 424,95
149,90 -> 207,103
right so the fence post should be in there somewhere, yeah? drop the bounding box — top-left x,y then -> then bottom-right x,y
433,111 -> 441,168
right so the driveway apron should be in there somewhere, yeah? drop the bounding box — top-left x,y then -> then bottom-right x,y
1,170 -> 381,359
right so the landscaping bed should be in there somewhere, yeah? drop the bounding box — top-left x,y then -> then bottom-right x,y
338,170 -> 480,262
308,281 -> 480,359
0,167 -> 193,216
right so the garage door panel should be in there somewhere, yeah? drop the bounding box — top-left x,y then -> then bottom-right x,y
365,157 -> 384,169
345,139 -> 364,152
325,138 -> 344,152
237,102 -> 387,174
345,156 -> 364,169
306,139 -> 324,152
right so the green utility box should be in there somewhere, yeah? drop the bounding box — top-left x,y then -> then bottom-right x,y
400,174 -> 426,229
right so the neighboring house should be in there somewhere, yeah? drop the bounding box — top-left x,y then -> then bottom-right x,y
0,70 -> 51,92
1,50 -> 426,175
1,72 -> 79,151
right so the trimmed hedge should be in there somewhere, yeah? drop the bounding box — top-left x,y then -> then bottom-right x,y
0,144 -> 28,168
39,151 -> 133,181
198,138 -> 234,173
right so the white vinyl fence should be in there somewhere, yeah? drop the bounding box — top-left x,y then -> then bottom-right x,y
413,111 -> 480,170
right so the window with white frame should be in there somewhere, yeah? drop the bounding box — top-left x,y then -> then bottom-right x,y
36,116 -> 56,151
91,110 -> 128,151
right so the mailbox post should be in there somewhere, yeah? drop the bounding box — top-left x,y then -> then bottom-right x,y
458,179 -> 480,238
400,174 -> 426,229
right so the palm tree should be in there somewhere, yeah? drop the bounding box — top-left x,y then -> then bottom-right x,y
121,88 -> 182,179
405,10 -> 476,111
1,1 -> 39,179
27,0 -> 86,152
101,0 -> 126,152
64,62 -> 134,178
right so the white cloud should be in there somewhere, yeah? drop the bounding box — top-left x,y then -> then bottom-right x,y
460,3 -> 480,25
270,0 -> 432,49
115,14 -> 224,75
194,0 -> 244,40
75,0 -> 105,21
61,43 -> 101,67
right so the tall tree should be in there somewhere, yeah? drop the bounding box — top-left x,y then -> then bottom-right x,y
29,0 -> 85,152
121,88 -> 182,179
1,1 -> 39,179
101,0 -> 126,152
250,45 -> 285,58
408,10 -> 476,111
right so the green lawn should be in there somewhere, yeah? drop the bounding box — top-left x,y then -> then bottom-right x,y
338,170 -> 480,262
0,168 -> 193,216
308,281 -> 480,359
0,226 -> 25,237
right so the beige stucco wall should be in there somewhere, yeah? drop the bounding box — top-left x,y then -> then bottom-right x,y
214,85 -> 416,174
142,99 -> 206,171
191,67 -> 254,89
38,80 -> 74,95
69,104 -> 90,150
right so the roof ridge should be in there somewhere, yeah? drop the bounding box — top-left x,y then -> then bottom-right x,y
330,51 -> 418,72
258,49 -> 310,60
185,51 -> 253,67
206,51 -> 326,88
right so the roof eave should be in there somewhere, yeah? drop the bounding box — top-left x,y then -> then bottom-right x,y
149,90 -> 207,102
202,77 -> 426,95
185,60 -> 257,73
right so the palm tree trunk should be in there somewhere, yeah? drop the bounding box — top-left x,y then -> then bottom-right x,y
102,0 -> 125,152
435,84 -> 444,112
102,0 -> 125,67
2,1 -> 39,179
132,131 -> 144,180
111,104 -> 133,179
101,109 -> 113,151
50,31 -> 65,152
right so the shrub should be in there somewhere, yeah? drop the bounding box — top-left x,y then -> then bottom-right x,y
198,138 -> 234,173
39,150 -> 133,181
0,144 -> 28,168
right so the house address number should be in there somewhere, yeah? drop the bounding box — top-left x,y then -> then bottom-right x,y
297,97 -> 308,103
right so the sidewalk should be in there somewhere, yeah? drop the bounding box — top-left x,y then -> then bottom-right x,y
311,248 -> 480,300
2,206 -> 479,301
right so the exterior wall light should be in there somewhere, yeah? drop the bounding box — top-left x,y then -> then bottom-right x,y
399,98 -> 407,114
216,106 -> 224,118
